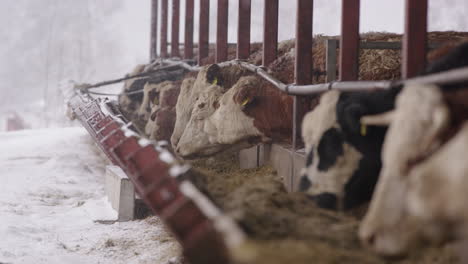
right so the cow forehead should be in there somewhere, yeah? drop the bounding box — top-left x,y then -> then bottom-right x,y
302,91 -> 341,147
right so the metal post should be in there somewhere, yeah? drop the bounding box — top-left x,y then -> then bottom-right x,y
184,0 -> 194,59
198,0 -> 210,65
326,39 -> 338,82
262,0 -> 279,66
339,0 -> 360,81
292,0 -> 313,192
216,0 -> 229,63
171,0 -> 180,58
402,0 -> 428,78
237,0 -> 251,60
160,0 -> 168,58
150,0 -> 159,62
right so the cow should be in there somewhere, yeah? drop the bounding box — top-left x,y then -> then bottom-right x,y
358,82 -> 468,257
298,41 -> 468,211
173,71 -> 305,159
170,64 -> 255,154
118,64 -> 147,117
145,78 -> 193,142
299,87 -> 401,210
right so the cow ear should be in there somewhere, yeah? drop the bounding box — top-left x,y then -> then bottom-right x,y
206,64 -> 223,86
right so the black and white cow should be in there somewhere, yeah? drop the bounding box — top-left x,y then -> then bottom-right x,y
299,87 -> 401,210
299,41 -> 468,210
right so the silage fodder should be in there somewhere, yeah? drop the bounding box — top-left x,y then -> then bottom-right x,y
268,31 -> 468,84
190,155 -> 458,264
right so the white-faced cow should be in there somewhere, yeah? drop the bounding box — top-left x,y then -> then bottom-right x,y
358,81 -> 468,257
171,64 -> 292,158
145,78 -> 193,142
358,43 -> 468,257
118,64 -> 147,116
173,69 -> 300,158
299,41 -> 468,211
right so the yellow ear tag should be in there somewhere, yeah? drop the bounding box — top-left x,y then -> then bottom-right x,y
153,97 -> 159,105
360,124 -> 367,136
212,77 -> 218,85
241,98 -> 250,106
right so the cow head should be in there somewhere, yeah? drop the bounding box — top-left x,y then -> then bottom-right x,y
359,84 -> 451,257
145,80 -> 185,142
175,76 -> 272,158
299,88 -> 400,210
171,64 -> 249,150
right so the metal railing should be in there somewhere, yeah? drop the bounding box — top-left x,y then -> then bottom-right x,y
147,0 -> 468,190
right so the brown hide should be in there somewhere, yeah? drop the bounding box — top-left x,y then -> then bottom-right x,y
233,80 -> 296,143
149,81 -> 182,142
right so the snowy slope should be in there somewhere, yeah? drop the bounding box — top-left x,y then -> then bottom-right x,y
0,127 -> 180,264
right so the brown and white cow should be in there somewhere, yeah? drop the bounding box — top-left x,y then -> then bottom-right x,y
118,64 -> 147,116
145,78 -> 193,142
171,63 -> 273,157
173,70 -> 301,158
359,83 -> 468,257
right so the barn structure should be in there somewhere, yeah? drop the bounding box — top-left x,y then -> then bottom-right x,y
70,0 -> 468,263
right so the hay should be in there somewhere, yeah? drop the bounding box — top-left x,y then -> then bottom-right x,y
190,157 -> 458,264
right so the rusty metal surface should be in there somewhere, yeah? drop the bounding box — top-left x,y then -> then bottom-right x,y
339,0 -> 360,81
326,39 -> 338,82
198,0 -> 210,65
160,0 -> 168,58
184,0 -> 194,59
402,0 -> 428,78
216,0 -> 229,63
150,0 -> 159,61
237,0 -> 251,60
171,0 -> 181,58
262,0 -> 278,66
293,0 -> 314,191
69,92 -> 244,264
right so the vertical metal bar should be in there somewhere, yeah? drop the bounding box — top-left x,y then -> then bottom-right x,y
237,0 -> 251,60
171,0 -> 180,57
402,0 -> 428,78
184,0 -> 194,59
216,0 -> 229,63
292,0 -> 313,192
150,0 -> 159,62
160,0 -> 168,58
339,0 -> 360,81
326,39 -> 338,82
262,0 -> 279,66
198,0 -> 210,65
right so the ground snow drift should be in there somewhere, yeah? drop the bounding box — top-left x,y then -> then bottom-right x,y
0,127 -> 180,264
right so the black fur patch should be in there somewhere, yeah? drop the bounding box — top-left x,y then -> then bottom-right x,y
317,128 -> 344,171
298,175 -> 312,192
310,193 -> 337,210
305,147 -> 314,167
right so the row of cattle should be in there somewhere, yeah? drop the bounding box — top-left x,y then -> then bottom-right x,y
118,40 -> 468,258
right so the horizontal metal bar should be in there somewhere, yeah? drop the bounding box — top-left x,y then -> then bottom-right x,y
221,60 -> 468,95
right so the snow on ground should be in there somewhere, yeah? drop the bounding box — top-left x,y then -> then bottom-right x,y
0,127 -> 181,264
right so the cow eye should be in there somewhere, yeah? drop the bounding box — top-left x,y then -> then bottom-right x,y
198,103 -> 206,109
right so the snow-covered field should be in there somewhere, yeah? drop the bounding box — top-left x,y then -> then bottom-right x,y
0,127 -> 180,264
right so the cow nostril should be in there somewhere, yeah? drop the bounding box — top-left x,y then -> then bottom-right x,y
367,233 -> 376,246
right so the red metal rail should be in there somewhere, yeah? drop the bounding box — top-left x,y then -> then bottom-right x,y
171,0 -> 181,57
184,0 -> 194,59
150,0 -> 158,62
198,0 -> 210,65
216,0 -> 229,63
237,0 -> 251,60
160,0 -> 168,58
69,92 -> 244,264
339,0 -> 360,81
